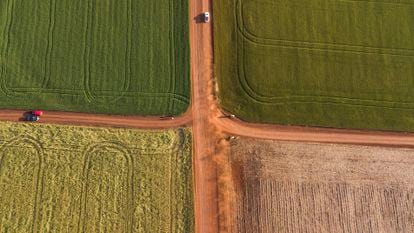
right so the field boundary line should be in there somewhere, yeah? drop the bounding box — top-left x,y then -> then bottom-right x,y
42,0 -> 57,89
0,0 -> 15,97
0,136 -> 44,233
236,0 -> 414,56
75,134 -> 186,232
83,0 -> 131,104
77,142 -> 134,233
233,0 -> 414,109
340,0 -> 414,6
168,0 -> 176,113
0,0 -> 189,109
236,45 -> 414,108
169,137 -> 175,232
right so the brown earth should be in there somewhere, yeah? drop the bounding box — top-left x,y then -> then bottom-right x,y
189,0 -> 222,232
230,138 -> 414,233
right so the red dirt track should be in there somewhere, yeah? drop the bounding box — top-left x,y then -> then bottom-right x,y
189,0 -> 221,232
1,0 -> 414,232
0,109 -> 192,129
215,118 -> 414,148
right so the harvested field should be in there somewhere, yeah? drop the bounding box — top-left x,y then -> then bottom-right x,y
230,138 -> 414,233
214,0 -> 414,131
0,122 -> 193,232
0,0 -> 189,115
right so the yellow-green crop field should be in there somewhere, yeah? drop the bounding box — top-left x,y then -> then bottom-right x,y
215,0 -> 414,131
0,122 -> 194,232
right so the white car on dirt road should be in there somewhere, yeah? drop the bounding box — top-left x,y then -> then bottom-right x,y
204,12 -> 210,23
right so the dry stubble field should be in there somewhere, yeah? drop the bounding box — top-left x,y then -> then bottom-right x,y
230,138 -> 414,233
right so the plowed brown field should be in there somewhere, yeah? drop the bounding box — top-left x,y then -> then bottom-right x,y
230,138 -> 414,233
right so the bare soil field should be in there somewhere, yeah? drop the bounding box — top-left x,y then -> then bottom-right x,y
230,138 -> 414,233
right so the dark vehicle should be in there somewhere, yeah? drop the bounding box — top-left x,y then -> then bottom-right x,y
219,114 -> 236,119
25,114 -> 40,122
226,136 -> 238,141
160,115 -> 175,120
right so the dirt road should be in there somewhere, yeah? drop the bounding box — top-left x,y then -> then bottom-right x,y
215,118 -> 414,148
0,109 -> 192,129
189,0 -> 221,232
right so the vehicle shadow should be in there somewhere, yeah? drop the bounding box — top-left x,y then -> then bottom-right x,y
194,14 -> 206,24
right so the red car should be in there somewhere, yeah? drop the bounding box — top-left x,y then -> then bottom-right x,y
32,110 -> 43,116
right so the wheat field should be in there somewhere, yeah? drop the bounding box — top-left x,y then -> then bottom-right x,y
0,122 -> 194,232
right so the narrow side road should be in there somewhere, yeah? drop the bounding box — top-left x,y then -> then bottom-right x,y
0,109 -> 192,129
214,117 -> 414,148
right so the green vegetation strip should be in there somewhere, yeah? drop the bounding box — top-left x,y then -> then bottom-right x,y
0,0 -> 189,115
215,0 -> 414,131
0,122 -> 194,232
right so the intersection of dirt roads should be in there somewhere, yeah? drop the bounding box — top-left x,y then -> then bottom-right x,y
1,1 -> 414,233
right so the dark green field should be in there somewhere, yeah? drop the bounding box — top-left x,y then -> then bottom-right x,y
0,0 -> 189,115
215,0 -> 414,131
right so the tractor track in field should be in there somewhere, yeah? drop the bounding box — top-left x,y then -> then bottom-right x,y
2,0 -> 414,233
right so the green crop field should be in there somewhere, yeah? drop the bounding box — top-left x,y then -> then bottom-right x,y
215,0 -> 414,131
0,0 -> 189,115
0,122 -> 194,232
